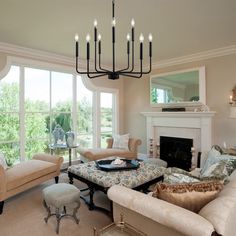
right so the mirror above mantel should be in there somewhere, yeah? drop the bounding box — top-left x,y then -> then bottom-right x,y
150,66 -> 206,107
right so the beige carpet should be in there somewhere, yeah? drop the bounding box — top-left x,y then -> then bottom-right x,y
0,174 -> 111,236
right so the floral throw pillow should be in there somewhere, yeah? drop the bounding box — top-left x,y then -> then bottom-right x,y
164,167 -> 200,184
0,152 -> 8,170
112,134 -> 130,150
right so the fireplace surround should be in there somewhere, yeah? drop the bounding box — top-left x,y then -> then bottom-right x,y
141,111 -> 215,167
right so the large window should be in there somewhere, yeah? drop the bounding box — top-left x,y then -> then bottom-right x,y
100,93 -> 113,148
0,62 -> 118,165
77,76 -> 93,148
0,66 -> 20,165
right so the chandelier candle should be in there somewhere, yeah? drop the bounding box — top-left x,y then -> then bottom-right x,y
74,0 -> 153,79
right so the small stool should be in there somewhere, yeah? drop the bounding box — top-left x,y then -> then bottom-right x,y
42,183 -> 80,234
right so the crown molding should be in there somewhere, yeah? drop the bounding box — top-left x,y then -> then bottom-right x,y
1,41 -> 236,70
151,44 -> 236,69
0,41 -> 75,66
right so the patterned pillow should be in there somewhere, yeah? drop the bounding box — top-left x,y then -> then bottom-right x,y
152,181 -> 223,213
112,134 -> 130,150
201,159 -> 236,179
164,167 -> 200,184
0,152 -> 8,170
201,161 -> 229,178
164,173 -> 200,184
200,148 -> 221,174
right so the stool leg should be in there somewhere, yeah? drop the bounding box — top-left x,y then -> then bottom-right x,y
72,202 -> 80,224
43,200 -> 51,223
56,208 -> 61,234
63,206 -> 66,214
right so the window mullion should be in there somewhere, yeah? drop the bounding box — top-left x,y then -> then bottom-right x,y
72,74 -> 77,159
19,66 -> 25,161
93,91 -> 100,148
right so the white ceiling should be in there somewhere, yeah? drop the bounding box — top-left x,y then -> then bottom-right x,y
0,0 -> 236,67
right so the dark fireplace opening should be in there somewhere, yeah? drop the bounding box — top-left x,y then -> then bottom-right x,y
160,136 -> 193,171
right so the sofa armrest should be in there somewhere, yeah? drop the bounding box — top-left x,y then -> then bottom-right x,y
32,153 -> 63,166
108,185 -> 214,236
0,165 -> 6,197
128,138 -> 142,152
106,138 -> 113,148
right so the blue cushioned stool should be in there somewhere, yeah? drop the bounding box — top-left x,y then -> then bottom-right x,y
42,183 -> 80,234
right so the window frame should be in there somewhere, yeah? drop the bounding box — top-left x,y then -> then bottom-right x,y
0,56 -> 119,163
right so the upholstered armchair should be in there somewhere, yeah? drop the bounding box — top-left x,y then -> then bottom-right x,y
78,137 -> 142,162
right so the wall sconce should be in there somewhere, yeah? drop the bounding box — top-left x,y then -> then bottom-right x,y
229,85 -> 236,106
229,85 -> 236,118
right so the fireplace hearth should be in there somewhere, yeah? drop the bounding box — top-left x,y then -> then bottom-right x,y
160,136 -> 193,171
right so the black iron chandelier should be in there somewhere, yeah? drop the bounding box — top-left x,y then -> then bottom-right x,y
75,0 -> 152,80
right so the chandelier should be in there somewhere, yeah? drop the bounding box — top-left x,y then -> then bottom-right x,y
75,0 -> 153,80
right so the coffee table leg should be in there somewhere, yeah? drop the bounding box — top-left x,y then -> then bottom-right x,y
89,186 -> 95,210
68,174 -> 74,184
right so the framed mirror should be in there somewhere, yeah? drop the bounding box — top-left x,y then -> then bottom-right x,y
150,66 -> 206,107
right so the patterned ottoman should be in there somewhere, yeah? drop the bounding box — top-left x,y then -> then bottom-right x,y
68,161 -> 165,213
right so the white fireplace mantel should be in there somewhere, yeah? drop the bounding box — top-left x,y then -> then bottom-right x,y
141,111 -> 216,155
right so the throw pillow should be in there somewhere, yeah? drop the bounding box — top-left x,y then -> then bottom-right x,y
112,134 -> 130,150
200,147 -> 221,174
201,161 -> 229,178
152,181 -> 223,213
0,152 -> 8,170
201,150 -> 236,177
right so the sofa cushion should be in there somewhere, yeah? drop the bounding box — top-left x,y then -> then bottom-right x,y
6,160 -> 57,191
153,181 -> 223,213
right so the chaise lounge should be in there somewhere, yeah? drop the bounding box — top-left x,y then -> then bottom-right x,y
78,137 -> 142,162
0,153 -> 63,214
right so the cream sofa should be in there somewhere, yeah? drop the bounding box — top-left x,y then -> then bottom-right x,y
78,137 -> 142,162
0,153 -> 63,214
108,171 -> 236,236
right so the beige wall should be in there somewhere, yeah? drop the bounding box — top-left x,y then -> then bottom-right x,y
124,54 -> 236,153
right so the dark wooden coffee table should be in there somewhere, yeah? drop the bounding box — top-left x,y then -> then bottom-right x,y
68,160 -> 164,215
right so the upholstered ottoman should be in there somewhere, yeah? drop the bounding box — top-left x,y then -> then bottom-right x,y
42,183 -> 80,234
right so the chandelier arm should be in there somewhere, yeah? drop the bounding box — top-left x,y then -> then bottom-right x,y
119,73 -> 142,78
86,59 -> 107,78
87,73 -> 108,79
94,42 -> 108,73
121,56 -> 152,75
139,57 -> 152,74
98,54 -> 110,72
117,53 -> 130,72
75,57 -> 91,74
123,40 -> 134,73
120,59 -> 143,78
